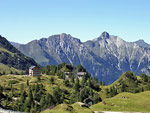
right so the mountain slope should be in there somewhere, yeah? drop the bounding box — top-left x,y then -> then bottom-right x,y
15,32 -> 150,84
43,91 -> 150,113
134,39 -> 150,48
10,41 -> 20,47
0,35 -> 39,72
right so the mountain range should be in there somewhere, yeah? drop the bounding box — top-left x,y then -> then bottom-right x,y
12,32 -> 150,84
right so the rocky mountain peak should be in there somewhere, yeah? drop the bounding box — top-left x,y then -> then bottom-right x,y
101,31 -> 110,39
135,39 -> 150,48
60,33 -> 71,38
93,31 -> 110,41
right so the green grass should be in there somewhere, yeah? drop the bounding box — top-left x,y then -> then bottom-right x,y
42,104 -> 75,113
0,74 -> 68,93
0,63 -> 22,74
72,103 -> 93,113
0,74 -> 75,111
0,47 -> 14,56
42,91 -> 150,113
42,103 -> 93,113
1,73 -> 150,112
91,91 -> 150,112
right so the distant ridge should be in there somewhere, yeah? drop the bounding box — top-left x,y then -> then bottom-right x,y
134,39 -> 150,48
14,32 -> 150,84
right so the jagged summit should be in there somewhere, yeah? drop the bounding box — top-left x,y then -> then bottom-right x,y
47,33 -> 74,40
49,33 -> 71,38
135,39 -> 150,48
92,31 -> 110,41
100,31 -> 110,39
60,33 -> 71,37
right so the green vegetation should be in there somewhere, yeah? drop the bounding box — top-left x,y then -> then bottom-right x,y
42,70 -> 150,113
0,74 -> 100,113
43,91 -> 150,112
0,63 -> 101,113
91,91 -> 150,112
42,103 -> 93,113
1,61 -> 150,113
99,71 -> 150,99
0,35 -> 39,72
0,75 -> 65,112
0,63 -> 22,74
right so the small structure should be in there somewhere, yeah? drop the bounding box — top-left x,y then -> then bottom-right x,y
64,72 -> 70,79
77,72 -> 87,79
29,66 -> 41,76
83,98 -> 93,106
77,102 -> 89,108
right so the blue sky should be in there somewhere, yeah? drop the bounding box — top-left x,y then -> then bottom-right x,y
0,0 -> 150,44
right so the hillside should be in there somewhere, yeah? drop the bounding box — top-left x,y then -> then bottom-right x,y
0,63 -> 101,113
42,91 -> 150,113
0,35 -> 39,73
91,91 -> 150,112
14,32 -> 150,84
0,63 -> 21,74
98,71 -> 150,100
42,103 -> 93,113
1,66 -> 150,112
42,70 -> 150,112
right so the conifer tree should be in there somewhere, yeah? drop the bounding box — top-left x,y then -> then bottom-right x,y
20,90 -> 26,103
74,77 -> 80,91
40,96 -> 46,111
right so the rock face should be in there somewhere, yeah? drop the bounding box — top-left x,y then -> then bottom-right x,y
134,39 -> 150,48
14,32 -> 150,84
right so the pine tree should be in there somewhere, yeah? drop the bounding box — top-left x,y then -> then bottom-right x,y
24,97 -> 32,112
64,79 -> 70,86
71,75 -> 75,83
50,77 -> 54,84
93,93 -> 101,104
53,86 -> 62,104
102,81 -> 105,86
100,80 -> 102,86
89,88 -> 94,97
81,75 -> 86,87
109,87 -> 113,97
105,88 -> 109,98
30,106 -> 35,113
40,96 -> 46,111
20,90 -> 26,103
87,78 -> 92,88
28,89 -> 33,102
74,77 -> 80,91
45,93 -> 54,107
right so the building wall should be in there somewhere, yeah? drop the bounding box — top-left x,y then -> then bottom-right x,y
29,69 -> 33,76
29,67 -> 41,76
32,68 -> 41,76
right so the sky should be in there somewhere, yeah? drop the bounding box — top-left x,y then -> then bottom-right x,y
0,0 -> 150,44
